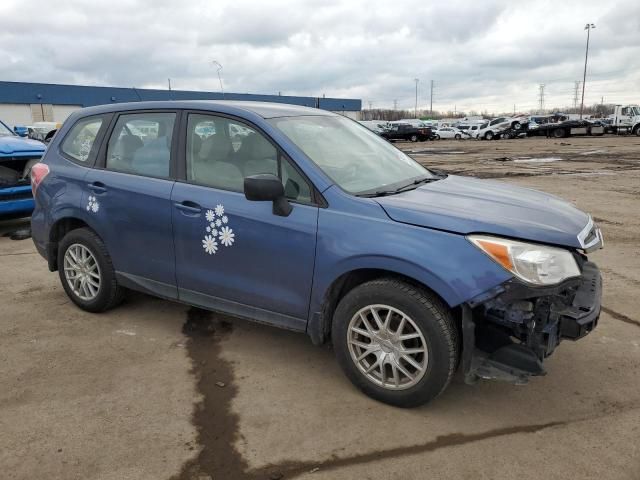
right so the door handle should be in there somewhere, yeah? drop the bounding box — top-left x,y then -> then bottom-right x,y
88,182 -> 107,194
174,201 -> 202,214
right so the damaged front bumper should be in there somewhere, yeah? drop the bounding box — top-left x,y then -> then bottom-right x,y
462,260 -> 601,384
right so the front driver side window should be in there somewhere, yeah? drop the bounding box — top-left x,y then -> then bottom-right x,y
186,114 -> 312,202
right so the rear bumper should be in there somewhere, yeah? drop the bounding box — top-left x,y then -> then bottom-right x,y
462,261 -> 602,384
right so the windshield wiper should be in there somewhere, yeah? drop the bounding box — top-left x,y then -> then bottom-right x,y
357,176 -> 439,198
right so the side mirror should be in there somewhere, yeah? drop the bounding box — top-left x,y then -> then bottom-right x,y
13,126 -> 28,137
244,174 -> 292,217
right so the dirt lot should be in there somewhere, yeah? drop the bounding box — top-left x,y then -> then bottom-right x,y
1,135 -> 639,479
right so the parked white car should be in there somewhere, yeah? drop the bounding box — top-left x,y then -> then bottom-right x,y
434,127 -> 463,140
476,116 -> 528,140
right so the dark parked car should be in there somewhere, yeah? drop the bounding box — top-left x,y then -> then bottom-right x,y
381,123 -> 433,142
31,101 -> 603,407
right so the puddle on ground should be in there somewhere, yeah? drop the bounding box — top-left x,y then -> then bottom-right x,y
580,150 -> 607,155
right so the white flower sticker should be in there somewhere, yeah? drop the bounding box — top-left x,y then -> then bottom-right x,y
201,202 -> 235,255
219,226 -> 235,247
202,235 -> 218,255
87,195 -> 100,214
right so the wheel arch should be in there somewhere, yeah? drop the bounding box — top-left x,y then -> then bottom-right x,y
47,216 -> 95,271
308,267 -> 460,345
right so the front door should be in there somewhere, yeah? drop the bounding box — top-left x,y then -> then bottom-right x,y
171,112 -> 318,330
85,111 -> 178,297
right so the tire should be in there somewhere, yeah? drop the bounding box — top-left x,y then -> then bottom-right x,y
332,278 -> 459,408
512,122 -> 521,130
434,135 -> 440,140
634,126 -> 640,137
57,228 -> 124,313
454,134 -> 461,139
410,134 -> 418,142
484,131 -> 494,140
553,128 -> 565,138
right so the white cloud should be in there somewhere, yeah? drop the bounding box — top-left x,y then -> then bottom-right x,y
0,0 -> 638,113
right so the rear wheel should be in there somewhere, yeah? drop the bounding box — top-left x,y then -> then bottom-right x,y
332,278 -> 459,407
553,128 -> 565,138
454,134 -> 461,139
410,134 -> 418,142
58,228 -> 124,313
634,125 -> 640,137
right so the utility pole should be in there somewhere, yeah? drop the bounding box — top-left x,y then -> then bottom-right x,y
429,80 -> 434,116
414,78 -> 419,118
167,78 -> 172,91
393,99 -> 398,110
573,81 -> 581,109
580,23 -> 596,119
538,84 -> 546,113
513,104 -> 516,115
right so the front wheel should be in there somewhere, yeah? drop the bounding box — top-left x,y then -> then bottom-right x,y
484,131 -> 494,140
410,134 -> 418,142
553,128 -> 565,138
332,279 -> 459,408
454,134 -> 461,139
58,228 -> 124,313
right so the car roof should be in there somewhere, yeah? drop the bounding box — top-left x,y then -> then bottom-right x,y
70,100 -> 336,119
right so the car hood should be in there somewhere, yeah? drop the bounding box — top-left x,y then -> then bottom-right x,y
375,175 -> 590,249
0,136 -> 46,155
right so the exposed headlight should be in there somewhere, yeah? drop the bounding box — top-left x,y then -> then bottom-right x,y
468,235 -> 581,286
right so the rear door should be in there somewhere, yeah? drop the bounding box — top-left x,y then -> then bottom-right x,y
171,112 -> 319,328
85,110 -> 179,297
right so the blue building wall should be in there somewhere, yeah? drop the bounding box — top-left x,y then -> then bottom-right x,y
0,81 -> 361,112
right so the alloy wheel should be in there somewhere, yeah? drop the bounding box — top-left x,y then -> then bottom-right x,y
63,243 -> 101,301
347,304 -> 429,390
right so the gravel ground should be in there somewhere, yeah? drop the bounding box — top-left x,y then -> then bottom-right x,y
1,135 -> 639,479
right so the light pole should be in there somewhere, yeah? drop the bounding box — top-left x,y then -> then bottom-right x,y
212,60 -> 224,98
414,78 -> 419,118
579,23 -> 595,119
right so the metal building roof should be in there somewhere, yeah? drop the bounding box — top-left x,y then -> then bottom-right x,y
0,81 -> 361,112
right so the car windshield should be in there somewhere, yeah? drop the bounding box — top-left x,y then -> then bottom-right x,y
0,121 -> 14,136
268,115 -> 433,194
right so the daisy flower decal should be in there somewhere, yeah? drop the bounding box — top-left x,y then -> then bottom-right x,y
201,202 -> 235,255
87,195 -> 100,213
202,235 -> 218,255
219,226 -> 235,247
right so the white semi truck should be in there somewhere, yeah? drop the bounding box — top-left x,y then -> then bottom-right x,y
606,105 -> 640,136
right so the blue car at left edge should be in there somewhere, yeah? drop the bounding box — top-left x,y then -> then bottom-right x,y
0,119 -> 46,217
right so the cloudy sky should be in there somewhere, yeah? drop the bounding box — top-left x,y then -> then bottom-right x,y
1,0 -> 638,114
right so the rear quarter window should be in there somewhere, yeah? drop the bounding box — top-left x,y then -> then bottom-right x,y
60,116 -> 104,163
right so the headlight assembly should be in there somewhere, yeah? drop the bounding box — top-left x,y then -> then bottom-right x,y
468,235 -> 581,286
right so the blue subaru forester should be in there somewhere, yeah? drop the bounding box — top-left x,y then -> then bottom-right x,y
31,101 -> 603,407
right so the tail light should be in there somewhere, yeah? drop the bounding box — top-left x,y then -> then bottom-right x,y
31,163 -> 50,196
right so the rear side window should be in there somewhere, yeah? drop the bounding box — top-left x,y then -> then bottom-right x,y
61,116 -> 104,163
106,112 -> 176,178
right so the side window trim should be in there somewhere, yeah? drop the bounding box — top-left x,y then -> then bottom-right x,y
178,109 -> 326,207
58,113 -> 112,167
94,109 -> 180,180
